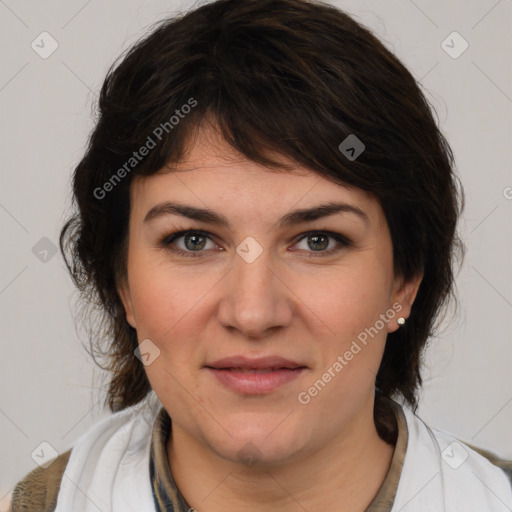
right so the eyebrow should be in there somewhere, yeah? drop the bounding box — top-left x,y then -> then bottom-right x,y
143,200 -> 369,228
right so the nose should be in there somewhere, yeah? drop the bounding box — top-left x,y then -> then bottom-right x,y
216,247 -> 294,340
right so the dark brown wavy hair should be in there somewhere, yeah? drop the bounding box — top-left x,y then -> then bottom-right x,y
60,0 -> 464,426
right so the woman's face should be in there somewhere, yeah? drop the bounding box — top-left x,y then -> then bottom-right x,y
119,125 -> 420,466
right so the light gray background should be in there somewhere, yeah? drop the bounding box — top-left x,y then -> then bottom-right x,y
1,0 -> 511,507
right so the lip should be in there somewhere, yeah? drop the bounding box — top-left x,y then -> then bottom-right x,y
204,356 -> 308,394
206,355 -> 306,370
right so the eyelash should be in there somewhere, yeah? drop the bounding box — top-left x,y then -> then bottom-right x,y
160,229 -> 352,258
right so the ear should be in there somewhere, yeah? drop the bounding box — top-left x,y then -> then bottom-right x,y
117,278 -> 137,329
387,272 -> 423,333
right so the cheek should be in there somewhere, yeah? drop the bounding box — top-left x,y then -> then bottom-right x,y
126,255 -> 212,351
292,258 -> 393,401
126,261 -> 212,407
293,259 -> 393,341
294,274 -> 390,416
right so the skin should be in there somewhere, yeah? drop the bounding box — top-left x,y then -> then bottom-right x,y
119,124 -> 422,511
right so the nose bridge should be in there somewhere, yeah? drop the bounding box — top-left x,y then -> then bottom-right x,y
217,241 -> 293,337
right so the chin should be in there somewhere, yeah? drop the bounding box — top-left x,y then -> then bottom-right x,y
216,438 -> 302,469
204,415 -> 312,468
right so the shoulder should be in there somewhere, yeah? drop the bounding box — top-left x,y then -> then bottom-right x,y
427,419 -> 512,485
8,450 -> 71,512
463,441 -> 512,486
398,405 -> 512,508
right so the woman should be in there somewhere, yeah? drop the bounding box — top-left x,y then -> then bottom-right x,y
9,0 -> 511,510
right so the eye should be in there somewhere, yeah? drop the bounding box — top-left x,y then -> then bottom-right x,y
161,230 -> 220,257
291,231 -> 351,257
160,229 -> 351,258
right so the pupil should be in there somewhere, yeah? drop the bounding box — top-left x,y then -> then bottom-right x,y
185,234 -> 205,251
309,234 -> 328,251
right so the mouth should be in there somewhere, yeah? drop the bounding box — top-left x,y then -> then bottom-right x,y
204,356 -> 308,394
208,367 -> 303,373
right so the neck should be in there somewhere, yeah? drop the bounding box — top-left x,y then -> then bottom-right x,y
167,397 -> 395,512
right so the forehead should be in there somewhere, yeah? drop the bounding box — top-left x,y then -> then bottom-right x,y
129,124 -> 384,227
